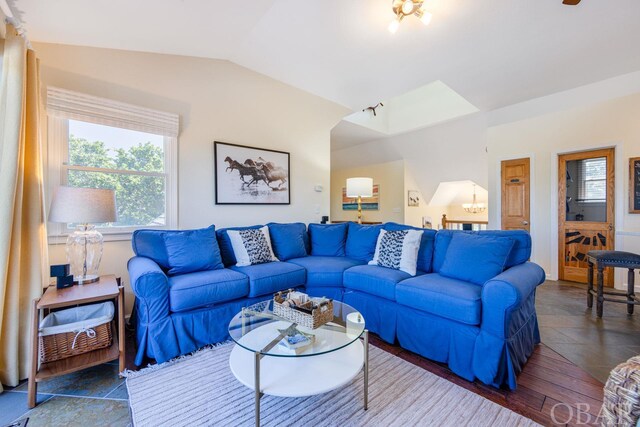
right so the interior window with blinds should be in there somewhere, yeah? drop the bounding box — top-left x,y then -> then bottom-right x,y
47,88 -> 179,234
577,157 -> 607,203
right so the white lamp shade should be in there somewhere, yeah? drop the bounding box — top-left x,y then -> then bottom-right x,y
346,177 -> 373,198
49,186 -> 117,224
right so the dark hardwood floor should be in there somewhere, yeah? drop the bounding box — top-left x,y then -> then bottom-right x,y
369,336 -> 603,426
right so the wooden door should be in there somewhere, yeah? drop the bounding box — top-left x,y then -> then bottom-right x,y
558,148 -> 615,286
501,158 -> 530,232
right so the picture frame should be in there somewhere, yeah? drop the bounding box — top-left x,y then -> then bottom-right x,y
629,157 -> 640,214
214,141 -> 290,205
408,190 -> 420,207
342,185 -> 379,211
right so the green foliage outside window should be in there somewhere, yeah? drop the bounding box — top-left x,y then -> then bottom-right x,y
67,135 -> 166,227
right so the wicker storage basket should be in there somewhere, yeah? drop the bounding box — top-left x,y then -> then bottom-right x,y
273,289 -> 333,329
39,302 -> 114,363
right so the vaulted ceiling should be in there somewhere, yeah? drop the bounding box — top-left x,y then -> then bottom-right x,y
13,0 -> 640,113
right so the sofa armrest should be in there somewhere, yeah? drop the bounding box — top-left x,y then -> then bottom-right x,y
128,256 -> 171,324
480,262 -> 546,339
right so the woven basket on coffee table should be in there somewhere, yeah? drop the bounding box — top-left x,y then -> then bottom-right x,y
601,355 -> 640,426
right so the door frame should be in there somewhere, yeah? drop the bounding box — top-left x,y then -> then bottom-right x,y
550,143 -> 624,283
558,147 -> 615,285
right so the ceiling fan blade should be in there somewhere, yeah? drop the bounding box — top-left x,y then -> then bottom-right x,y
563,0 -> 581,5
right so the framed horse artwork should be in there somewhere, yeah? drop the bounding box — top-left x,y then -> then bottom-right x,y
214,141 -> 291,205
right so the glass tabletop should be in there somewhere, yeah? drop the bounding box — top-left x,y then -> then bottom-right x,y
228,299 -> 365,358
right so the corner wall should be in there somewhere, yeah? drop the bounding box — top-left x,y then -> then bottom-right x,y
330,160 -> 405,223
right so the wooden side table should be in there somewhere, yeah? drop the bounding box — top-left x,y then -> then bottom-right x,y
27,275 -> 125,408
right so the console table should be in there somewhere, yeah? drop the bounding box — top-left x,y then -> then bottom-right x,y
27,275 -> 125,408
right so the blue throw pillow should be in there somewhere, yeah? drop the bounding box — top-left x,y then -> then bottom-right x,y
345,222 -> 383,262
216,225 -> 263,266
267,223 -> 308,261
439,232 -> 515,285
162,225 -> 224,275
384,223 -> 437,273
308,223 -> 348,257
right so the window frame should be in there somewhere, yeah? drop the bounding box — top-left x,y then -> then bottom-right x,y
577,157 -> 607,204
47,115 -> 178,242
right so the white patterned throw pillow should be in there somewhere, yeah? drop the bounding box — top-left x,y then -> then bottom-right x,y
227,226 -> 279,267
369,229 -> 423,276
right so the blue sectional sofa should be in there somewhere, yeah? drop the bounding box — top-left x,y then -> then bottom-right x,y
127,221 -> 545,390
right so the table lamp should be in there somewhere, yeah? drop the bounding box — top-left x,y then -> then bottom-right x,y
346,177 -> 373,224
49,186 -> 117,284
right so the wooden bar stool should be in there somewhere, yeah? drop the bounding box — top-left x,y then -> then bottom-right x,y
587,250 -> 640,318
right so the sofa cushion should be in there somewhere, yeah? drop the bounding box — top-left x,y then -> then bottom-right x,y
383,223 -> 437,273
163,226 -> 223,275
396,273 -> 482,325
168,269 -> 249,312
433,230 -> 532,272
439,233 -> 515,285
287,256 -> 365,287
132,229 -> 170,269
308,223 -> 348,256
267,222 -> 309,261
345,222 -> 383,262
344,265 -> 419,301
216,225 -> 263,267
227,226 -> 278,266
369,229 -> 423,276
231,262 -> 306,297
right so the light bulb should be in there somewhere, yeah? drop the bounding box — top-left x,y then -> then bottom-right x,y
388,18 -> 401,34
420,10 -> 433,26
401,0 -> 415,15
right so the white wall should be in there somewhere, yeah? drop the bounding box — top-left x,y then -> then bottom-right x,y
331,113 -> 489,228
332,71 -> 640,288
330,160 -> 405,223
36,42 -> 348,313
488,93 -> 640,282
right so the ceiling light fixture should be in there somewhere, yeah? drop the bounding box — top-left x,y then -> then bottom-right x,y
462,185 -> 486,214
389,0 -> 432,34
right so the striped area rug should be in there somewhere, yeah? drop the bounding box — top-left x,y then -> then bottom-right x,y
125,343 -> 539,427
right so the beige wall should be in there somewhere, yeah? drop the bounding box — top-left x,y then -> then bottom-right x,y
488,93 -> 640,284
330,160 -> 405,224
36,42 -> 348,314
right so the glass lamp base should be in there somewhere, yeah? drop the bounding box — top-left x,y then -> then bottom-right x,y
75,274 -> 99,285
66,224 -> 104,283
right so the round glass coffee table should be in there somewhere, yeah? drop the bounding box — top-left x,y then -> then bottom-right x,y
228,299 -> 368,427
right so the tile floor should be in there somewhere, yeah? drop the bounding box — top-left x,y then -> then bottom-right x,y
1,280 -> 638,426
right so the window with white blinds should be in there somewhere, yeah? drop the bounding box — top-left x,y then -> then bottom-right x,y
577,157 -> 607,203
46,88 -> 179,237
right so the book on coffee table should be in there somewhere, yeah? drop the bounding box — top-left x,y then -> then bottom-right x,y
277,327 -> 315,354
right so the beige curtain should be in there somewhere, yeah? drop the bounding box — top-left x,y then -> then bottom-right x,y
0,24 -> 48,390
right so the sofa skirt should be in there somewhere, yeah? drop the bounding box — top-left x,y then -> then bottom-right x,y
396,305 -> 479,382
343,290 -> 398,344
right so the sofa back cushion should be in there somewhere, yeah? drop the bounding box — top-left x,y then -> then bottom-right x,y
439,233 -> 515,285
433,229 -> 532,273
308,223 -> 348,256
267,222 -> 309,261
132,229 -> 171,269
345,222 -> 384,262
163,226 -> 224,275
383,223 -> 437,273
216,225 -> 263,267
132,226 -> 223,274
